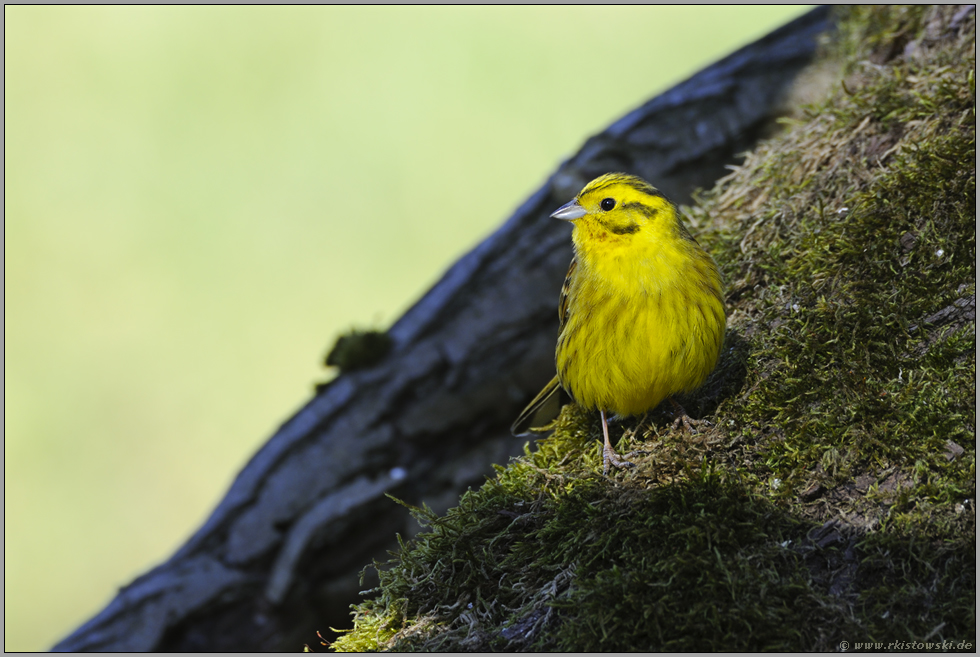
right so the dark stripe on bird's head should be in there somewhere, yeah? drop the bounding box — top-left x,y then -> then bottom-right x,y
581,173 -> 665,200
621,177 -> 663,197
609,222 -> 640,235
619,201 -> 657,218
582,173 -> 663,196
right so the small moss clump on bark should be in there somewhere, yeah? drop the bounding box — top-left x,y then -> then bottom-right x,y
331,6 -> 975,652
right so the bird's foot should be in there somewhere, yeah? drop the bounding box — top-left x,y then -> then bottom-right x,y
671,413 -> 702,433
668,397 -> 709,434
602,444 -> 636,475
599,409 -> 644,475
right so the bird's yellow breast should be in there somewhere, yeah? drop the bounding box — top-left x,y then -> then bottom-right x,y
556,221 -> 726,417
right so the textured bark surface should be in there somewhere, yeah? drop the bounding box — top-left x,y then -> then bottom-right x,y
53,8 -> 832,652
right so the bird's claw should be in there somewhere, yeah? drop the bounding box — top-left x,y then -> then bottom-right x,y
668,397 -> 710,434
671,414 -> 701,433
602,446 -> 636,475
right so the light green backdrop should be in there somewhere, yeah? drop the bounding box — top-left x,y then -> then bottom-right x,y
4,6 -> 811,650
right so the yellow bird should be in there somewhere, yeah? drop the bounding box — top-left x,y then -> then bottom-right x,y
512,173 -> 726,473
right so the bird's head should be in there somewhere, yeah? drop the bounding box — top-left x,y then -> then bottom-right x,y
551,173 -> 685,248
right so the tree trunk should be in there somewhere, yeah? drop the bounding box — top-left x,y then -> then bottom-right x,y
53,7 -> 832,652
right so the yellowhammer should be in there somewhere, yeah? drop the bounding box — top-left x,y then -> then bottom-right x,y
512,173 -> 727,474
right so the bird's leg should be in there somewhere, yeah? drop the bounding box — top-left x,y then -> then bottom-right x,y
601,410 -> 635,475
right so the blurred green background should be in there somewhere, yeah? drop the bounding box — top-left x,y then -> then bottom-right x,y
4,6 -> 809,651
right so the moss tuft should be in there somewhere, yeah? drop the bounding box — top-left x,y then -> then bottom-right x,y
319,328 -> 392,380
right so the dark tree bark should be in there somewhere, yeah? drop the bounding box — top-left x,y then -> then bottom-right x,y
53,7 -> 832,652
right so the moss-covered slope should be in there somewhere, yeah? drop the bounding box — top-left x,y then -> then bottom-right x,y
330,6 -> 975,651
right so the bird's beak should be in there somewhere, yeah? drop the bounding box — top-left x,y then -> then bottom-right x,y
550,199 -> 587,221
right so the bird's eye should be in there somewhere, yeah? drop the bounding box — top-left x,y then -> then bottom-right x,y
600,198 -> 616,211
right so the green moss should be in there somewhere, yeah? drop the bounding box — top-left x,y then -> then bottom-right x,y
324,328 -> 393,372
331,6 -> 975,652
696,4 -> 976,523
